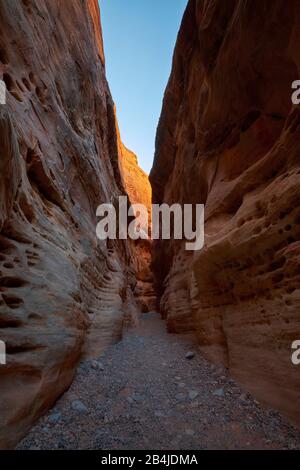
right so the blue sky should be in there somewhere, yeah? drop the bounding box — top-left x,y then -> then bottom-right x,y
99,0 -> 187,173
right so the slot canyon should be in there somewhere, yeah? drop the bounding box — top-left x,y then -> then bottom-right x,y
0,0 -> 300,451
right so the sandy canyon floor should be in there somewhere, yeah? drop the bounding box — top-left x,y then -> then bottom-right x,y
18,313 -> 300,450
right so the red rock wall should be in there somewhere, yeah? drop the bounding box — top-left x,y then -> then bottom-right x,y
0,0 -> 137,448
150,0 -> 300,423
119,141 -> 156,312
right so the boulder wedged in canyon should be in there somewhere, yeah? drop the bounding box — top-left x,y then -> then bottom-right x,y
119,139 -> 156,312
0,0 -> 137,448
150,0 -> 300,423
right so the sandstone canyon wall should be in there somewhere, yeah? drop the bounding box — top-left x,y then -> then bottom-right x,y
0,0 -> 137,448
119,141 -> 156,312
150,0 -> 300,423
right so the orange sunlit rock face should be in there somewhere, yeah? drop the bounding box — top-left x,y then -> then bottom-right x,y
150,0 -> 300,423
119,141 -> 156,313
0,0 -> 137,448
120,143 -> 152,214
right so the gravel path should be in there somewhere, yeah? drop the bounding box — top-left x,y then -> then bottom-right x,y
18,312 -> 300,450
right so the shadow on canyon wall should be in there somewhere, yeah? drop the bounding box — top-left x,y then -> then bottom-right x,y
0,0 -> 300,449
150,0 -> 300,425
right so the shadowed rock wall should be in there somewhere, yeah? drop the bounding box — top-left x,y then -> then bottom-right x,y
0,0 -> 137,448
150,0 -> 300,423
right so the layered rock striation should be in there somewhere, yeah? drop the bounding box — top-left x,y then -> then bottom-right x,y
150,0 -> 300,422
119,142 -> 156,312
0,0 -> 137,448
